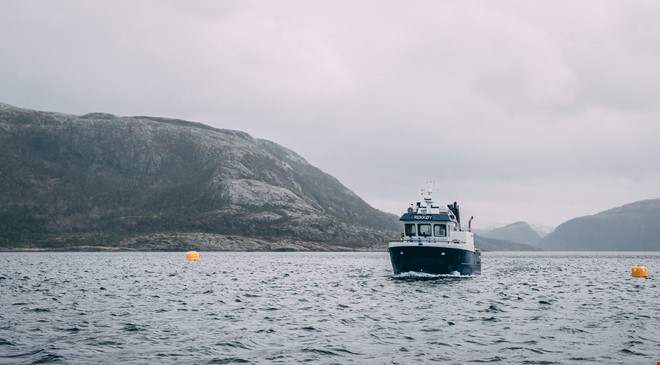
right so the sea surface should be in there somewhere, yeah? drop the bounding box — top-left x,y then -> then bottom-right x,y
1,251 -> 658,364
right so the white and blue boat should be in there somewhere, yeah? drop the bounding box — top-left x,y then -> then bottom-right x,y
388,183 -> 481,275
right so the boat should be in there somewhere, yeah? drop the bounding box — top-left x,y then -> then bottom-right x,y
388,183 -> 481,275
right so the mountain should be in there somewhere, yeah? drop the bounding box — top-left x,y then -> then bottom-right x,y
530,223 -> 554,238
474,234 -> 541,251
481,221 -> 542,246
0,103 -> 399,251
538,199 -> 660,251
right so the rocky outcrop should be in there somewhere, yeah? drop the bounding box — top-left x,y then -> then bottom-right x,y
0,103 -> 399,250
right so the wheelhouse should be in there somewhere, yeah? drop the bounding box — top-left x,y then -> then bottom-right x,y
404,223 -> 447,238
399,209 -> 460,237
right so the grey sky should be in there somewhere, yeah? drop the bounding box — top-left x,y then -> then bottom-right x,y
2,1 -> 660,228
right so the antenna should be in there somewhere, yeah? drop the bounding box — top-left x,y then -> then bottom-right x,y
423,180 -> 434,205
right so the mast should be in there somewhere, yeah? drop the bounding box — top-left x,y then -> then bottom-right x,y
423,180 -> 434,209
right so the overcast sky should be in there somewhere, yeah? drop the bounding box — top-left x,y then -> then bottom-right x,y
2,1 -> 660,228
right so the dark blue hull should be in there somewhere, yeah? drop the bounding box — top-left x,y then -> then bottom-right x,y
388,245 -> 481,275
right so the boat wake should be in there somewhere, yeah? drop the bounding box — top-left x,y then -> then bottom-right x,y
392,271 -> 474,281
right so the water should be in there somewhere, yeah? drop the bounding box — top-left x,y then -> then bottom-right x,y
1,252 -> 658,364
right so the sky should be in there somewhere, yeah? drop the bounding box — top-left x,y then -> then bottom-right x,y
2,1 -> 660,229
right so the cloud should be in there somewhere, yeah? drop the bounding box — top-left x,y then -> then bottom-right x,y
1,0 -> 659,227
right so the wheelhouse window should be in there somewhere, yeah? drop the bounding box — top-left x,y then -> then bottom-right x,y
418,224 -> 431,237
404,224 -> 416,237
434,224 -> 447,237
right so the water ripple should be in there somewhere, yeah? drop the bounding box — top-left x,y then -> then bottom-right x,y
0,251 -> 658,364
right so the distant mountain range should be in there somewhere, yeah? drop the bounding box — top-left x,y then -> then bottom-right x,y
475,202 -> 660,251
529,224 -> 554,238
475,222 -> 553,239
538,199 -> 660,251
3,103 -> 658,252
474,234 -> 541,251
480,221 -> 542,246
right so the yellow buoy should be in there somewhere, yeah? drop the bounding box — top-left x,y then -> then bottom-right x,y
631,266 -> 647,278
185,251 -> 200,261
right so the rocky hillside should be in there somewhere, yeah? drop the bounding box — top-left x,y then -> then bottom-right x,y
481,221 -> 542,246
538,199 -> 660,251
0,103 -> 400,250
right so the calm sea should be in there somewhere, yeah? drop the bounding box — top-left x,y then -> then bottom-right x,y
1,251 -> 658,364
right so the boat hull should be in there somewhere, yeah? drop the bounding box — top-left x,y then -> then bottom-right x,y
388,245 -> 481,275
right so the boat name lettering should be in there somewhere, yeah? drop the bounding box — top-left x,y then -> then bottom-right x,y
413,215 -> 433,220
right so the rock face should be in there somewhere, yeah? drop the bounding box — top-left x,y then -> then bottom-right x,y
481,221 -> 542,246
538,199 -> 660,251
0,103 -> 399,250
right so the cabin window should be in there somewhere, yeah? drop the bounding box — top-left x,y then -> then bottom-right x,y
404,224 -> 416,237
418,224 -> 431,237
434,224 -> 447,237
